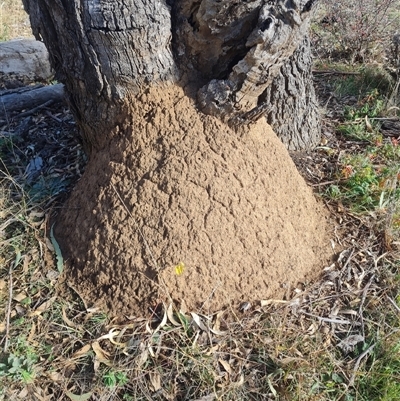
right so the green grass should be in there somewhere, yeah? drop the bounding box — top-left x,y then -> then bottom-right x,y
321,70 -> 400,241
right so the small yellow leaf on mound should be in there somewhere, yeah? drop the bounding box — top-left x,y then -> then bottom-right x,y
174,262 -> 185,275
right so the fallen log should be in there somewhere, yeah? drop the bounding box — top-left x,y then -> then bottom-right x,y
0,83 -> 65,120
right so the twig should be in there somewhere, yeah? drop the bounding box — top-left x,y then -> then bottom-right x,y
16,99 -> 54,119
3,263 -> 14,353
348,343 -> 376,387
386,295 -> 400,314
300,311 -> 359,325
342,248 -> 355,282
358,274 -> 375,338
310,180 -> 339,187
373,252 -> 388,271
370,117 -> 400,121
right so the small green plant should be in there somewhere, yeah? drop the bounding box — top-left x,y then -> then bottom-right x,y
328,149 -> 400,215
102,369 -> 129,388
0,353 -> 37,384
344,90 -> 385,120
325,73 -> 400,235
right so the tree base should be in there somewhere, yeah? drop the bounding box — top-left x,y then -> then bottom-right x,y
55,84 -> 332,316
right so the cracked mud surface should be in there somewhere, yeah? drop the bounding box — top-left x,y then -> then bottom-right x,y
55,84 -> 332,316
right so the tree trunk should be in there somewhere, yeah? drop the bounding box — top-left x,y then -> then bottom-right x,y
264,35 -> 321,150
21,0 -> 330,315
22,0 -> 320,151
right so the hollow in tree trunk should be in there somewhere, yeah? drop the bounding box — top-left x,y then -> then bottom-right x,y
22,0 -> 331,315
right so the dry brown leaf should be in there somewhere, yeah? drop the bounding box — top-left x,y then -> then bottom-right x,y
218,359 -> 233,375
98,328 -> 126,347
14,304 -> 26,315
13,292 -> 28,302
279,357 -> 309,366
180,299 -> 188,315
167,303 -> 181,326
365,115 -> 373,132
69,344 -> 91,361
62,307 -> 80,329
191,312 -> 208,331
154,310 -> 168,334
22,254 -> 30,274
192,395 -> 216,401
232,374 -> 245,387
27,322 -> 37,343
210,327 -> 227,335
29,296 -> 56,317
29,210 -> 45,219
45,237 -> 54,252
17,388 -> 29,399
149,371 -> 162,392
32,391 -> 49,401
48,371 -> 64,382
137,342 -> 149,367
213,311 -> 224,331
261,299 -> 289,306
65,391 -> 92,401
91,341 -> 112,366
205,344 -> 219,355
0,278 -> 6,290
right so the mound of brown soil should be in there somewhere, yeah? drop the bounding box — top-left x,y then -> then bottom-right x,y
55,84 -> 332,316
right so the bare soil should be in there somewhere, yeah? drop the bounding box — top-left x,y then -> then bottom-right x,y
54,84 -> 333,317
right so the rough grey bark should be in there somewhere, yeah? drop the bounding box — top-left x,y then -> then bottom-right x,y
173,0 -> 320,148
22,0 -> 320,151
263,36 -> 320,150
22,0 -> 177,150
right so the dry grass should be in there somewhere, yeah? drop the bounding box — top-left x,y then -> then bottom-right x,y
0,0 -> 32,41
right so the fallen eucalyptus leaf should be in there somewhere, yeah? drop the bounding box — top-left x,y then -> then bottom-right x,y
167,303 -> 181,327
149,371 -> 162,392
50,223 -> 64,273
191,312 -> 208,331
92,341 -> 112,366
218,359 -> 233,374
28,296 -> 56,317
65,391 -> 92,401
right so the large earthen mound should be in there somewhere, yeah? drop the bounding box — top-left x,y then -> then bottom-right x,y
55,84 -> 332,316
